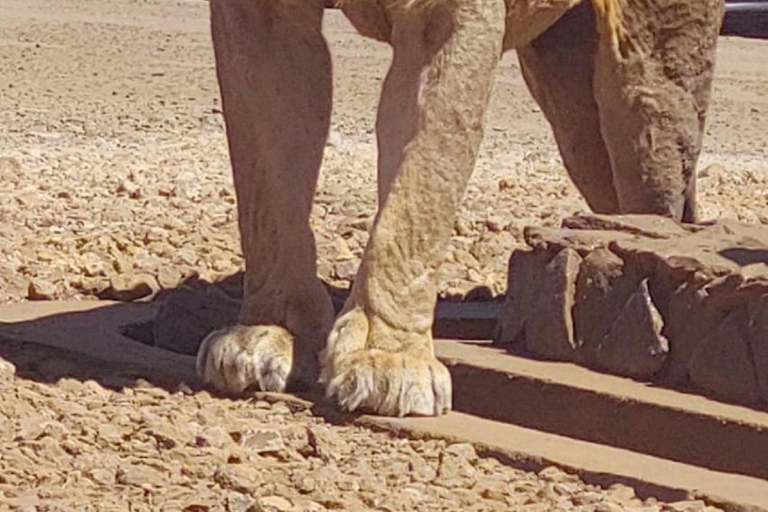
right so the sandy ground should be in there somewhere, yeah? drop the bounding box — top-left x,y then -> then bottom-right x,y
0,0 -> 766,304
0,0 -> 765,509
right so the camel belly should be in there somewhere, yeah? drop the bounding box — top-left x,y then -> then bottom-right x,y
502,0 -> 587,50
338,0 -> 623,55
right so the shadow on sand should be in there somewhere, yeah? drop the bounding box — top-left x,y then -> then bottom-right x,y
0,271 -> 499,425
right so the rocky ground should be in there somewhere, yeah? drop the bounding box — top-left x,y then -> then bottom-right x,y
1,0 -> 766,304
0,0 -> 765,510
0,339 -> 724,512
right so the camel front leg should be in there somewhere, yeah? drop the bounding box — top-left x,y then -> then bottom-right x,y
322,0 -> 506,417
197,0 -> 335,394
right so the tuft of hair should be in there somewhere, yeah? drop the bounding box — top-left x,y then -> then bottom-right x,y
592,0 -> 630,57
335,0 -> 443,11
400,0 -> 442,9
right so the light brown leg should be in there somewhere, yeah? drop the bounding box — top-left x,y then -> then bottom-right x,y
197,0 -> 335,393
374,11 -> 435,206
322,0 -> 506,417
518,3 -> 620,213
593,0 -> 724,222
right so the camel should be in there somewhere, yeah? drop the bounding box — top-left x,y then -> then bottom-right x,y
196,0 -> 724,417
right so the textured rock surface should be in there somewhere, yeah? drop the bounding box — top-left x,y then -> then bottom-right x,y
496,214 -> 768,406
593,279 -> 669,378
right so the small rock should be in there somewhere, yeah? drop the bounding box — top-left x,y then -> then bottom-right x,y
144,424 -> 181,450
553,482 -> 576,496
573,491 -> 604,505
408,456 -> 437,483
607,483 -> 637,501
476,479 -> 508,502
485,213 -> 511,233
308,464 -> 342,495
538,466 -> 578,484
0,357 -> 16,381
98,274 -> 159,301
295,501 -> 326,512
28,278 -> 57,300
18,415 -> 47,440
270,401 -> 293,415
88,467 -> 116,486
117,179 -> 141,198
79,252 -> 105,277
332,238 -> 355,261
182,499 -> 216,512
213,465 -> 263,494
595,502 -> 625,512
292,474 -> 316,494
306,425 -> 345,461
111,254 -> 132,274
238,428 -> 285,454
0,156 -> 21,183
177,246 -> 199,266
226,491 -> 256,512
259,495 -> 293,512
36,249 -> 57,262
334,259 -> 359,281
454,218 -> 473,236
662,500 -> 707,512
195,425 -> 233,449
116,464 -> 168,489
444,443 -> 477,463
698,163 -> 724,178
39,419 -> 69,440
433,447 -> 476,489
326,130 -> 343,148
522,504 -> 550,512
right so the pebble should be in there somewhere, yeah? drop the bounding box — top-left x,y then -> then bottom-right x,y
596,502 -> 626,512
98,274 -> 159,301
27,279 -> 57,300
0,357 -> 17,381
259,496 -> 293,512
238,428 -> 285,454
227,492 -> 257,512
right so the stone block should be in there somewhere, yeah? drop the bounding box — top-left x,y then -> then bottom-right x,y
496,213 -> 768,406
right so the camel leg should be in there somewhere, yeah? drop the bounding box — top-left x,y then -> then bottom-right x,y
517,3 -> 619,213
593,0 -> 724,222
197,0 -> 335,393
322,1 -> 506,417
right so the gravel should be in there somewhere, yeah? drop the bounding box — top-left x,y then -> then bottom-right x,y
0,0 -> 765,509
0,341 -> 724,512
0,1 -> 765,305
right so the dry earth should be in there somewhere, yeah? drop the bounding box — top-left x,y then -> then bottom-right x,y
1,0 -> 766,304
0,339 -> 725,512
0,0 -> 766,510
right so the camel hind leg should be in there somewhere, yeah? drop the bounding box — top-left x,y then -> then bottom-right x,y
517,2 -> 620,213
592,0 -> 724,222
519,0 -> 723,221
